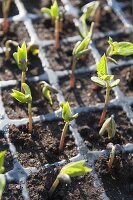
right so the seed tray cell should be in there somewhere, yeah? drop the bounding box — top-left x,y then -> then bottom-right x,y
0,0 -> 133,199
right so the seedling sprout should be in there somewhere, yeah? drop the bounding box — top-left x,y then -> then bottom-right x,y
11,83 -> 32,133
59,102 -> 78,151
2,0 -> 11,33
39,81 -> 58,105
107,144 -> 116,171
99,115 -> 116,139
49,160 -> 92,197
41,0 -> 63,49
70,36 -> 91,88
13,42 -> 28,92
0,151 -> 6,199
91,54 -> 120,126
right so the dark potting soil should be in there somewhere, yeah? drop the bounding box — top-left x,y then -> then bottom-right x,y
0,21 -> 29,44
3,183 -> 23,200
95,154 -> 133,199
0,134 -> 13,172
9,121 -> 78,168
94,32 -> 133,60
112,65 -> 133,97
59,73 -> 115,108
33,16 -> 78,41
76,107 -> 133,151
0,1 -> 19,18
0,52 -> 44,81
45,43 -> 95,71
2,82 -> 59,119
27,168 -> 103,200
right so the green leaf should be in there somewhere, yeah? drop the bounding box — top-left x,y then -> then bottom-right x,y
51,0 -> 59,19
110,79 -> 120,88
75,49 -> 90,59
13,42 -> 27,71
60,102 -> 78,122
81,1 -> 99,21
99,115 -> 116,139
0,151 -> 6,174
42,86 -> 53,105
41,7 -> 51,16
101,74 -> 114,82
108,37 -> 133,56
60,160 -> 92,177
0,174 -> 6,200
74,36 -> 90,56
97,54 -> 108,78
91,76 -> 106,87
11,89 -> 27,103
22,83 -> 31,96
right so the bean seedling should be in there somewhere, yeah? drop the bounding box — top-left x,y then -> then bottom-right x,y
2,0 -> 11,33
70,36 -> 91,88
76,1 -> 99,39
91,54 -> 120,126
11,83 -> 32,133
41,0 -> 63,49
13,42 -> 28,92
39,81 -> 58,105
49,160 -> 92,197
59,102 -> 78,151
0,151 -> 6,199
99,115 -> 116,139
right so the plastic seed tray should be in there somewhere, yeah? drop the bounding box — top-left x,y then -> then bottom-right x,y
0,0 -> 133,199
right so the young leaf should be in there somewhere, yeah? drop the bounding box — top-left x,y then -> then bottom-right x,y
99,115 -> 116,139
41,7 -> 51,16
51,0 -> 59,19
0,151 -> 6,174
42,86 -> 53,105
108,37 -> 133,56
97,54 -> 107,78
81,1 -> 99,21
60,102 -> 78,122
73,36 -> 90,56
110,79 -> 120,88
0,174 -> 6,200
60,160 -> 92,177
91,76 -> 106,87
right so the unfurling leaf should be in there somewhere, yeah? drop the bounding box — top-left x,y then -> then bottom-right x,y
0,174 -> 6,200
0,151 -> 6,174
60,102 -> 78,122
41,0 -> 59,20
110,79 -> 120,88
11,84 -> 32,104
108,37 -> 133,56
97,54 -> 108,78
81,1 -> 99,21
13,42 -> 27,71
60,160 -> 92,177
99,115 -> 116,139
42,86 -> 53,105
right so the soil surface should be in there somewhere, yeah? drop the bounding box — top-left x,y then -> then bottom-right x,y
76,107 -> 133,150
2,82 -> 59,119
95,153 -> 133,199
33,16 -> 78,41
9,121 -> 78,168
3,183 -> 23,200
112,65 -> 133,97
27,168 -> 103,200
45,43 -> 95,71
59,73 -> 115,108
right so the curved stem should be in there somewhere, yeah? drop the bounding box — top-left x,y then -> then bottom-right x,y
99,84 -> 110,126
28,103 -> 32,133
70,58 -> 77,89
55,19 -> 60,49
59,121 -> 69,151
49,178 -> 60,197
